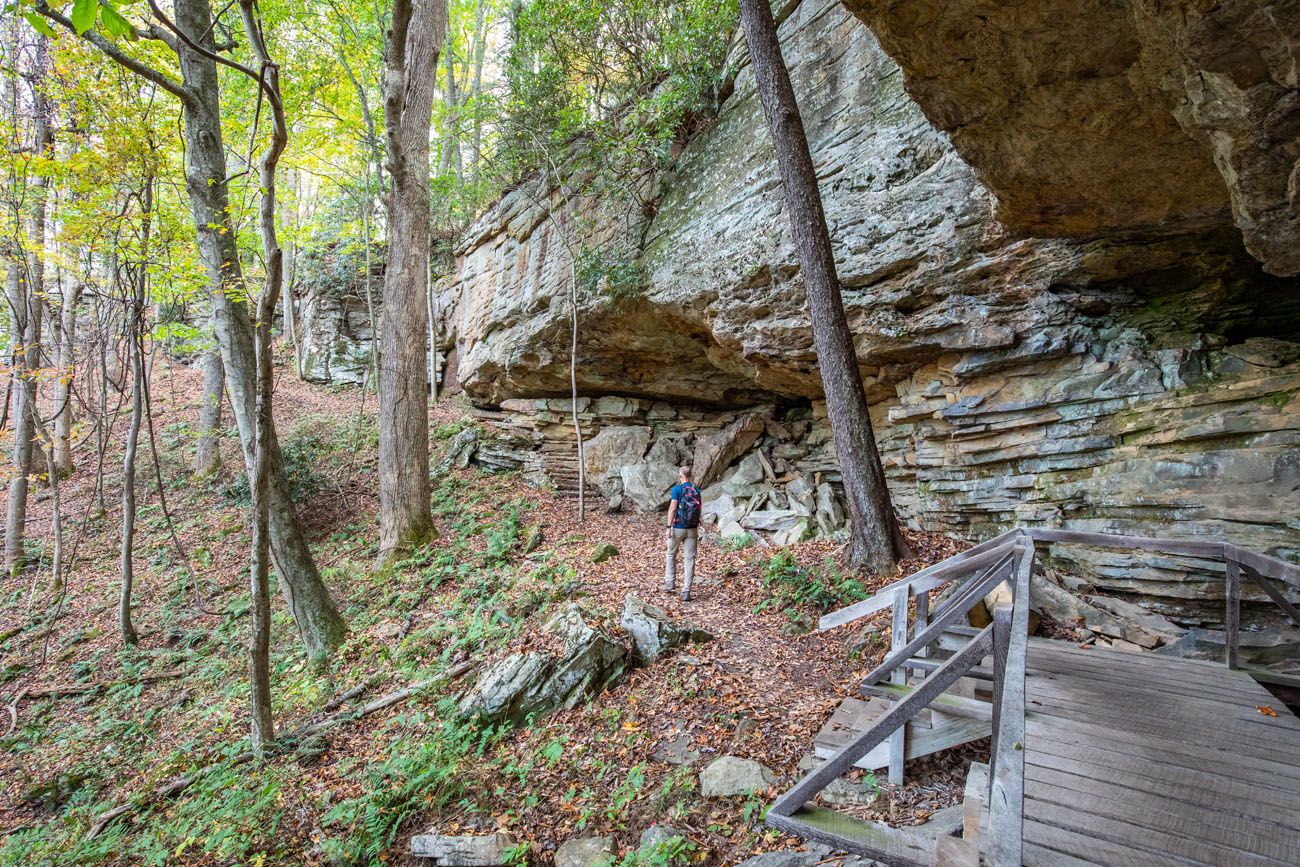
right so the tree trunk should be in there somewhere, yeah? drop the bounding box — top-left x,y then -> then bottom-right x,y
194,341 -> 224,478
237,0 -> 284,754
737,0 -> 907,573
467,0 -> 487,183
51,278 -> 81,478
174,0 -> 346,662
120,295 -> 144,647
5,39 -> 52,577
377,0 -> 447,563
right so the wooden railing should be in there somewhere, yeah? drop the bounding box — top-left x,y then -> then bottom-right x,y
769,527 -> 1300,867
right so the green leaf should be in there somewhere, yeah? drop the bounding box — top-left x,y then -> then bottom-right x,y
23,11 -> 57,38
70,0 -> 97,34
100,3 -> 133,38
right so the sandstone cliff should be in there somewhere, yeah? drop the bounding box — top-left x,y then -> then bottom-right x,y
441,0 -> 1300,610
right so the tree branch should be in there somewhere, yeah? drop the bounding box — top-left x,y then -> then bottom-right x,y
34,2 -> 190,104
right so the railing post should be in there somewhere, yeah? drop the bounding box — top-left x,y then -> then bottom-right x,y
989,603 -> 1010,784
888,585 -> 909,785
1225,557 -> 1241,670
916,588 -> 930,660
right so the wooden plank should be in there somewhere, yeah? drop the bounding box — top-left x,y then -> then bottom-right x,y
771,626 -> 994,818
1019,670 -> 1300,739
1023,711 -> 1300,782
1242,666 -> 1300,690
934,835 -> 980,867
815,715 -> 990,771
1025,751 -> 1300,834
987,547 -> 1032,867
861,549 -> 1017,688
1019,800 -> 1274,867
1019,681 -> 1300,747
1020,815 -> 1219,867
963,761 -> 989,843
818,530 -> 1023,631
1227,544 -> 1300,590
1246,565 -> 1300,627
1023,783 -> 1295,866
866,682 -> 994,722
1023,643 -> 1288,703
889,585 -> 909,786
1226,556 -> 1242,670
1027,528 -> 1225,559
1022,657 -> 1282,710
1024,738 -> 1300,816
767,806 -> 937,867
915,588 -> 930,660
930,547 -> 1018,621
1021,692 -> 1300,755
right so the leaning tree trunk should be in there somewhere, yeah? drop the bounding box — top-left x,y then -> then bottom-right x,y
737,0 -> 907,573
377,0 -> 447,564
194,341 -> 224,478
174,0 -> 346,662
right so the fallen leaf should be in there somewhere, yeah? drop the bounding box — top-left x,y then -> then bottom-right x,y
1257,705 -> 1278,717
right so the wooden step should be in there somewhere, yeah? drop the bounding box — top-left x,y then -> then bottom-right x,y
814,697 -> 992,772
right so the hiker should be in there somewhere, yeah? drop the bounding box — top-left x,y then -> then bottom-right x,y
664,465 -> 701,601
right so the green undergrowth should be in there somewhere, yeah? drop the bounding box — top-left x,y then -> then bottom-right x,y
0,428 -> 579,865
753,550 -> 870,627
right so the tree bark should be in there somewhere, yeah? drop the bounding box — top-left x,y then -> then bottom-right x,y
120,283 -> 144,647
737,0 -> 907,573
172,0 -> 346,662
51,277 -> 81,478
193,341 -> 224,478
237,0 -> 284,754
377,0 -> 447,563
4,37 -> 53,577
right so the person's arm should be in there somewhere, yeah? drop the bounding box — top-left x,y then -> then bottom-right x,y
666,496 -> 678,535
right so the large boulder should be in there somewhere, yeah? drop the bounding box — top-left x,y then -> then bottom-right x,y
699,756 -> 776,797
620,461 -> 679,511
411,833 -> 515,865
620,595 -> 714,665
556,835 -> 615,867
583,426 -> 652,496
693,414 -> 766,486
458,604 -> 627,724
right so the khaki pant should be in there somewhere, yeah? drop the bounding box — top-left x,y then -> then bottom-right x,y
664,528 -> 697,596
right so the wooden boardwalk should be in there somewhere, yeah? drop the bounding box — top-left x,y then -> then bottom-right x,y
1003,638 -> 1300,867
767,528 -> 1300,866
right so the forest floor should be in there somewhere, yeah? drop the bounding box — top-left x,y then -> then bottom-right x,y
0,347 -> 978,866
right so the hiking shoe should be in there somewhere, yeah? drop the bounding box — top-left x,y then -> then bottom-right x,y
680,592 -> 690,602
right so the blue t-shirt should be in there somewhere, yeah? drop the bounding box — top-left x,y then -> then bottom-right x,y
669,483 -> 696,529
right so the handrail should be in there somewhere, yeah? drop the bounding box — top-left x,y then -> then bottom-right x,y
770,527 -> 1300,864
818,528 -> 1025,631
986,544 -> 1032,867
859,546 -> 1019,688
768,624 -> 995,823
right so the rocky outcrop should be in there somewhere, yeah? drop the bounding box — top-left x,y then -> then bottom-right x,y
458,604 -> 626,724
295,243 -> 383,385
842,0 -> 1300,276
620,595 -> 713,665
443,0 -> 1300,610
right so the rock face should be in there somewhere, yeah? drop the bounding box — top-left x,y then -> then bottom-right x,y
842,0 -> 1300,276
440,0 -> 1300,609
458,604 -> 626,724
295,243 -> 383,385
